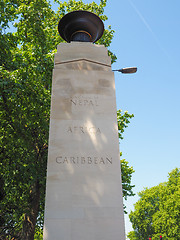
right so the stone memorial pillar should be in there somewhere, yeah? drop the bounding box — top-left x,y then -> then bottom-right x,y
43,11 -> 126,240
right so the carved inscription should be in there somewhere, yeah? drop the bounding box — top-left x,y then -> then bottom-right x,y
71,96 -> 99,107
56,156 -> 113,165
67,126 -> 101,134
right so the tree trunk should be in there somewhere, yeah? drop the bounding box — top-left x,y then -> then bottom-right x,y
21,180 -> 40,240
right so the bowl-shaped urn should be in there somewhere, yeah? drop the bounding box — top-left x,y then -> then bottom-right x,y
58,10 -> 104,43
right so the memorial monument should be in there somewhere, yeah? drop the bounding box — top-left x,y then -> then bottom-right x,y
43,10 -> 126,240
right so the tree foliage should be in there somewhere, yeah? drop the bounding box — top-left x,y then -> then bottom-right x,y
127,168 -> 180,240
0,0 -> 134,239
117,110 -> 134,140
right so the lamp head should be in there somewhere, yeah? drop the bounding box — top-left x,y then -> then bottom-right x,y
113,67 -> 137,74
58,10 -> 104,43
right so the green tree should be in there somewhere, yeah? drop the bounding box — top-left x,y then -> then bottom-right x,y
121,155 -> 135,214
118,110 -> 135,213
0,0 -> 134,239
127,168 -> 180,240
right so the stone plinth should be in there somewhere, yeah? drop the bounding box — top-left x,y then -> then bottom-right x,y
43,42 -> 126,240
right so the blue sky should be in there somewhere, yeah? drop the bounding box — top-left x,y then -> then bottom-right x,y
101,0 -> 180,236
51,0 -> 180,236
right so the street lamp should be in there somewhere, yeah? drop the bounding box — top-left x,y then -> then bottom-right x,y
113,67 -> 137,74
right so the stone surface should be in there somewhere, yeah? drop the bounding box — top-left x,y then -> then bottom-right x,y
55,42 -> 111,67
43,42 -> 126,240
